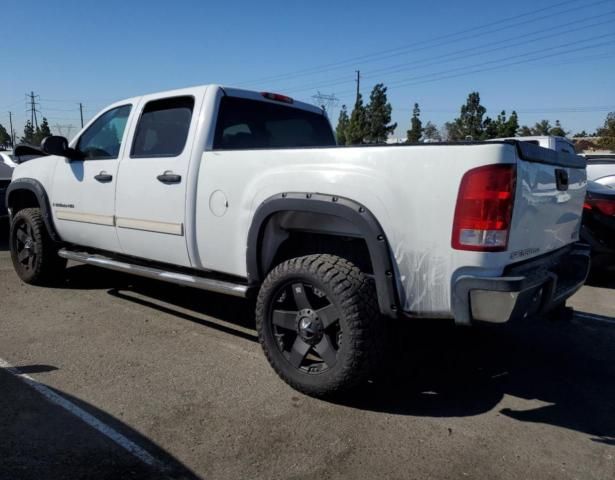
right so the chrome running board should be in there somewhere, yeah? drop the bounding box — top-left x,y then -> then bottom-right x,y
58,249 -> 250,298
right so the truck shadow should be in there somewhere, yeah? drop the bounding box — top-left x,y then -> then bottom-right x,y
585,270 -> 615,289
343,317 -> 615,446
0,218 -> 8,251
0,364 -> 198,479
52,264 -> 615,446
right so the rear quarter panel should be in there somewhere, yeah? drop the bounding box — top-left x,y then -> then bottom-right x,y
194,143 -> 517,317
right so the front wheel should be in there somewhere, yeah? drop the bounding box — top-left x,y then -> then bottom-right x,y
9,208 -> 66,285
256,254 -> 380,397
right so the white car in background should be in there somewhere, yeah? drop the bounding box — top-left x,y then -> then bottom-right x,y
585,157 -> 615,189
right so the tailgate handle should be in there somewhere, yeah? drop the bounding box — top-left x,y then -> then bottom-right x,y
555,169 -> 569,191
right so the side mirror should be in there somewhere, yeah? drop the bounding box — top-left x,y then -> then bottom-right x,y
41,136 -> 84,160
41,136 -> 69,156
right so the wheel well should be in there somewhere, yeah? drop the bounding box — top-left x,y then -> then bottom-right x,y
8,189 -> 39,214
256,210 -> 374,277
247,193 -> 400,318
6,181 -> 61,242
271,231 -> 373,275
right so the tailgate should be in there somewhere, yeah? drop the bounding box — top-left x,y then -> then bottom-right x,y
507,142 -> 587,262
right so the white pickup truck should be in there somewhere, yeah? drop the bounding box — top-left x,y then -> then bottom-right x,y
6,85 -> 590,396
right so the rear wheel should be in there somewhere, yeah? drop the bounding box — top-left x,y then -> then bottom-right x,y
256,254 -> 380,397
9,208 -> 66,285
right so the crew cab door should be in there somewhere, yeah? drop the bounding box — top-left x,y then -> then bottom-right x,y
51,104 -> 133,251
115,94 -> 200,267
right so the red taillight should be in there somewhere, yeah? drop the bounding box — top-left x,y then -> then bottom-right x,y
585,198 -> 615,216
452,164 -> 516,251
260,92 -> 294,104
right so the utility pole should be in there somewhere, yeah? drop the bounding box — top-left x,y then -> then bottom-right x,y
79,102 -> 84,128
8,111 -> 15,147
26,91 -> 40,129
355,70 -> 361,106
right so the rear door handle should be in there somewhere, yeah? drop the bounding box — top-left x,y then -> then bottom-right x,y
94,171 -> 113,183
157,171 -> 182,184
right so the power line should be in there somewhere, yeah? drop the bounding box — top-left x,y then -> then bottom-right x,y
285,11 -> 615,94
332,33 -> 615,97
238,0 -> 610,87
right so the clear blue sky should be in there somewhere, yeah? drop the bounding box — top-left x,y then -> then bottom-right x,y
2,0 -> 614,139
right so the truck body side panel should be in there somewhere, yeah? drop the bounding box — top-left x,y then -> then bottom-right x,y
194,143 -> 518,317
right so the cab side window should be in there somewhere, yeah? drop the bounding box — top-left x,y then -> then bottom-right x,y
77,105 -> 131,160
131,96 -> 194,158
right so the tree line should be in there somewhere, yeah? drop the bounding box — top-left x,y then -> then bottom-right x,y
0,118 -> 52,149
335,84 -> 615,150
1,90 -> 614,151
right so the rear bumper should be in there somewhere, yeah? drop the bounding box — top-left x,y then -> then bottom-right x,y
452,243 -> 590,325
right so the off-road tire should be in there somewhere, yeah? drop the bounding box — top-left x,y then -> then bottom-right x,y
9,208 -> 66,285
256,254 -> 380,397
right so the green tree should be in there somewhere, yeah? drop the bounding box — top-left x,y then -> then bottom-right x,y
573,130 -> 589,138
21,120 -> 35,144
519,125 -> 532,136
531,120 -> 552,135
443,121 -> 462,141
483,110 -> 518,139
452,91 -> 487,140
33,117 -> 52,145
0,123 -> 10,147
346,93 -> 368,145
406,103 -> 423,143
501,111 -> 519,137
365,83 -> 396,144
483,116 -> 499,139
596,112 -> 615,151
335,105 -> 350,145
422,121 -> 441,142
549,120 -> 566,137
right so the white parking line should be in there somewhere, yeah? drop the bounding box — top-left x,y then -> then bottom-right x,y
574,312 -> 615,325
0,357 -> 166,471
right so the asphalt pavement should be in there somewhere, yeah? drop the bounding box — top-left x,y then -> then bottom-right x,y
0,219 -> 614,479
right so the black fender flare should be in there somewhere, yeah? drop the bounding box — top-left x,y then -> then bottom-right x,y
247,192 -> 399,318
6,178 -> 62,242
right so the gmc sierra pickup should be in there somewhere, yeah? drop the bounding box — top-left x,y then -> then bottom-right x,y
6,85 -> 590,396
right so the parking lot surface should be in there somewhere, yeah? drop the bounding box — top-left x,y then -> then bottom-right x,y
1,220 -> 614,479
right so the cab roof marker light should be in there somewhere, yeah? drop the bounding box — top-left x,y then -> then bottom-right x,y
260,92 -> 294,104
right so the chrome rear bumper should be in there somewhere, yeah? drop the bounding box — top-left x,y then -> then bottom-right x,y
452,243 -> 590,325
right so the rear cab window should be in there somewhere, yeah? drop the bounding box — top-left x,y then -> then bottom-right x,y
213,96 -> 335,150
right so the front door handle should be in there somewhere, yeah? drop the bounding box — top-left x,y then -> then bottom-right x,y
94,171 -> 113,183
157,171 -> 182,184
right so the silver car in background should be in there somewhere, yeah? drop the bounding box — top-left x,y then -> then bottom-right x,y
0,152 -> 15,217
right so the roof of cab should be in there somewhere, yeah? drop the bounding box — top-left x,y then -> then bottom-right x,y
104,84 -> 324,116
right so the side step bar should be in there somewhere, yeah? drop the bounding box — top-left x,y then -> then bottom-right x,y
58,249 -> 250,298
